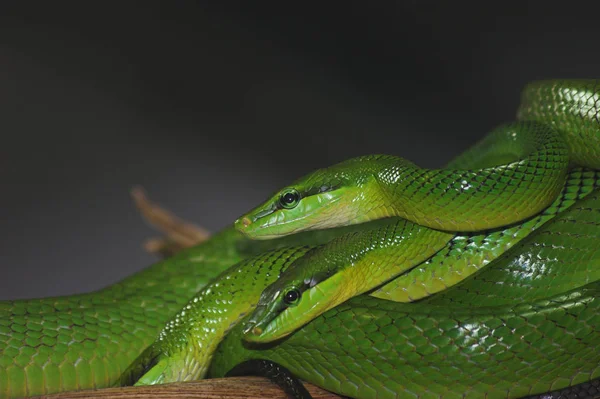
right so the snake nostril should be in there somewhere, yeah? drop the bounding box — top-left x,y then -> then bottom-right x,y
235,217 -> 251,228
240,217 -> 251,227
252,326 -> 263,335
242,321 -> 263,336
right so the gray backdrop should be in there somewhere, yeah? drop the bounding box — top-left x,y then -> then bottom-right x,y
2,2 -> 600,299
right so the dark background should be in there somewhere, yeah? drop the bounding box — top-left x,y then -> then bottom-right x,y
2,2 -> 600,299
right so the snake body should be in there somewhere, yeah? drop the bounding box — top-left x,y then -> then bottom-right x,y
133,170 -> 600,398
236,80 -> 600,235
238,80 -> 600,342
0,221 -> 363,397
1,80 -> 600,398
0,227 -> 241,398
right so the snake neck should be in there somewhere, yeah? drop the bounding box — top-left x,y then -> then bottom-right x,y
367,122 -> 569,232
134,307 -> 253,385
242,217 -> 456,343
132,246 -> 312,385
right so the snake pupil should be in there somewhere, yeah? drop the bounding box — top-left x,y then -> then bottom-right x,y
279,190 -> 300,209
283,289 -> 300,305
283,193 -> 296,203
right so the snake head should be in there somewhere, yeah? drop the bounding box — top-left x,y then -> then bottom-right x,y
242,284 -> 303,342
243,255 -> 344,343
235,157 -> 389,239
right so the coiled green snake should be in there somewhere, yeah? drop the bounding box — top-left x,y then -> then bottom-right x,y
2,80 -> 600,399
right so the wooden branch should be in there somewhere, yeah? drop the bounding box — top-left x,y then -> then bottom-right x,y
131,186 -> 211,257
35,377 -> 342,399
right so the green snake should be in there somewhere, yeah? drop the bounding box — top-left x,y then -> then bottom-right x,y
1,80 -> 600,399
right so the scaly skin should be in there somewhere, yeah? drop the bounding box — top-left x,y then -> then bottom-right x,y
214,285 -> 600,399
241,168 -> 600,340
372,168 -> 600,302
210,190 -> 600,398
1,80 -> 600,398
0,228 -> 243,398
236,80 -> 599,234
224,79 -> 600,396
0,226 -> 356,398
241,81 -> 600,341
128,245 -> 313,386
241,173 -> 600,342
243,218 -> 455,342
140,168 -> 600,397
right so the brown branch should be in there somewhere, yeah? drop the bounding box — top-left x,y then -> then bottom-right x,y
142,237 -> 190,258
35,377 -> 342,399
131,186 -> 211,256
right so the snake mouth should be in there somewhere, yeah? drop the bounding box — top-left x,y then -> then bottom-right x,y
235,204 -> 277,231
236,194 -> 347,239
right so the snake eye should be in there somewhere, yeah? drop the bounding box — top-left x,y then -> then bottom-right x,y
279,189 -> 300,209
283,288 -> 301,306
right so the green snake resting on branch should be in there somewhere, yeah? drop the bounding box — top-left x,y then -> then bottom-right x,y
1,80 -> 600,398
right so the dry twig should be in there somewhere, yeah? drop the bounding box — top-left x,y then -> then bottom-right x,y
131,186 -> 210,256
